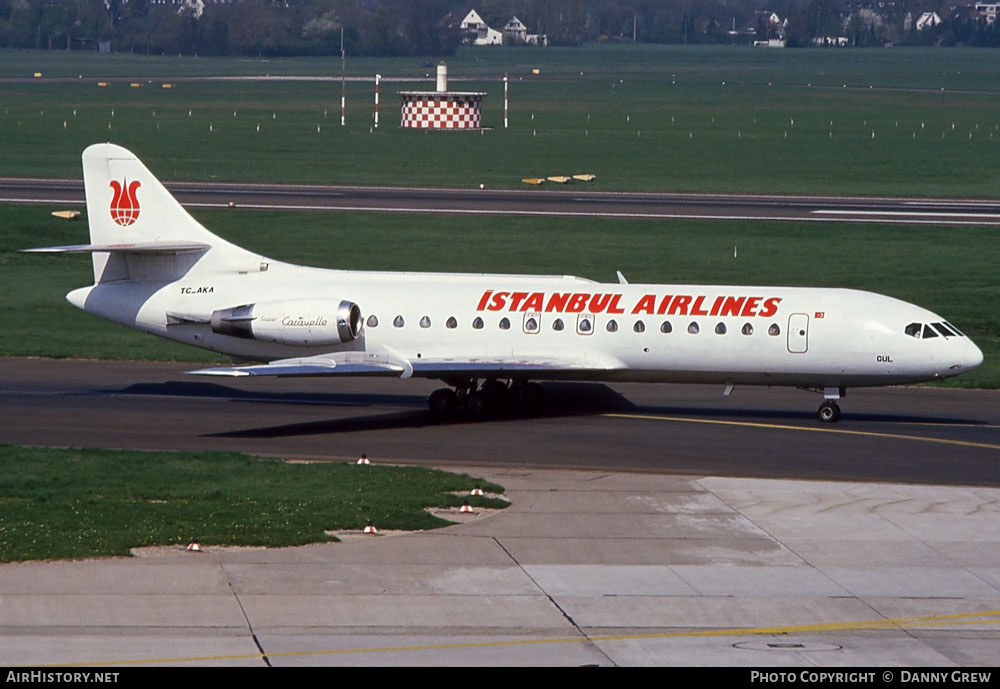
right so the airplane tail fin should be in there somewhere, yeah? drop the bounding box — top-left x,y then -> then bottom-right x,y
80,143 -> 261,283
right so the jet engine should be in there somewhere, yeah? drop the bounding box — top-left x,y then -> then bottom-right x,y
210,299 -> 362,346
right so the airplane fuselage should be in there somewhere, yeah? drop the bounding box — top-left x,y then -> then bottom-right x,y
69,259 -> 981,389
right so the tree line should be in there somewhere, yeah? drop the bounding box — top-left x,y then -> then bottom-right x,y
1,0 -> 998,56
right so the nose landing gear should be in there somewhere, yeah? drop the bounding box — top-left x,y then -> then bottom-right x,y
816,386 -> 845,423
817,400 -> 841,423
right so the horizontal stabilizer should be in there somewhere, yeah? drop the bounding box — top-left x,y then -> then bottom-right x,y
23,241 -> 210,255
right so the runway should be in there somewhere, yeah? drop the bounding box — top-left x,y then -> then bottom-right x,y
2,358 -> 1000,667
2,358 -> 998,486
4,177 -> 1000,226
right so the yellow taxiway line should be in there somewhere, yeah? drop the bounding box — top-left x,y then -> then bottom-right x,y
602,413 -> 1000,452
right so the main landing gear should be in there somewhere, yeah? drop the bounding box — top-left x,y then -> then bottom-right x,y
428,378 -> 543,417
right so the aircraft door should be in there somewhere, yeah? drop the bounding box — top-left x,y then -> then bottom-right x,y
787,313 -> 809,353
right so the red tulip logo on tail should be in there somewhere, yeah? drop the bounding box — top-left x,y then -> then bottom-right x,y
109,179 -> 141,226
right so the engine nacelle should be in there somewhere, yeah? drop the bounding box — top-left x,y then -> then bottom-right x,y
211,299 -> 362,346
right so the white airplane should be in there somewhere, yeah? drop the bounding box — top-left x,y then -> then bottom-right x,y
28,143 -> 983,422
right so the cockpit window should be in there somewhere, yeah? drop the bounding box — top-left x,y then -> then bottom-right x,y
944,321 -> 965,337
922,324 -> 939,339
933,322 -> 957,337
905,322 -> 922,338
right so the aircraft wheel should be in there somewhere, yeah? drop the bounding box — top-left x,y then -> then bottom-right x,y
465,391 -> 488,416
817,401 -> 841,423
480,379 -> 509,408
429,388 -> 458,416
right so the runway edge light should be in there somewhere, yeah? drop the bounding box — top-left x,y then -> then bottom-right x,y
364,519 -> 378,535
186,538 -> 202,553
357,452 -> 371,465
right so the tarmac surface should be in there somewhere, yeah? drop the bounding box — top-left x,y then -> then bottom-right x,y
1,358 -> 999,666
4,177 -> 1000,227
1,469 -> 998,667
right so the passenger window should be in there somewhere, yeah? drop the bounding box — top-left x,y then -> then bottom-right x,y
660,321 -> 672,334
499,317 -> 511,330
687,322 -> 700,334
634,320 -> 645,333
472,317 -> 484,330
393,315 -> 404,328
741,323 -> 753,336
524,314 -> 539,334
366,315 -> 379,328
768,323 -> 780,336
577,314 -> 594,335
419,316 -> 431,328
553,318 -> 564,331
446,316 -> 457,329
715,322 -> 727,335
606,319 -> 618,332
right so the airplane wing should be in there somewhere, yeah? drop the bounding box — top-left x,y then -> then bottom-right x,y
188,350 -> 626,379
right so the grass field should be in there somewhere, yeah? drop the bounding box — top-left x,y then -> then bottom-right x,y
0,45 -> 996,384
0,445 -> 507,562
4,204 -> 997,387
1,45 -> 1000,195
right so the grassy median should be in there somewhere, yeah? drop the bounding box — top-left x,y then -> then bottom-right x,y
0,445 -> 507,562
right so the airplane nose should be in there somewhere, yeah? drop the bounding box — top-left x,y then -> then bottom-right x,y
965,340 -> 985,370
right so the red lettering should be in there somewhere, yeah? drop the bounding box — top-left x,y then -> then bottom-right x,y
691,295 -> 709,316
522,292 -> 544,312
741,296 -> 762,317
476,290 -> 493,311
545,293 -> 569,312
508,292 -> 529,312
759,297 -> 782,318
669,295 -> 691,316
489,291 -> 509,312
719,296 -> 746,317
709,296 -> 724,316
589,294 -> 612,313
567,293 -> 589,313
656,295 -> 672,315
632,294 -> 656,314
607,294 -> 625,314
632,294 -> 656,315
